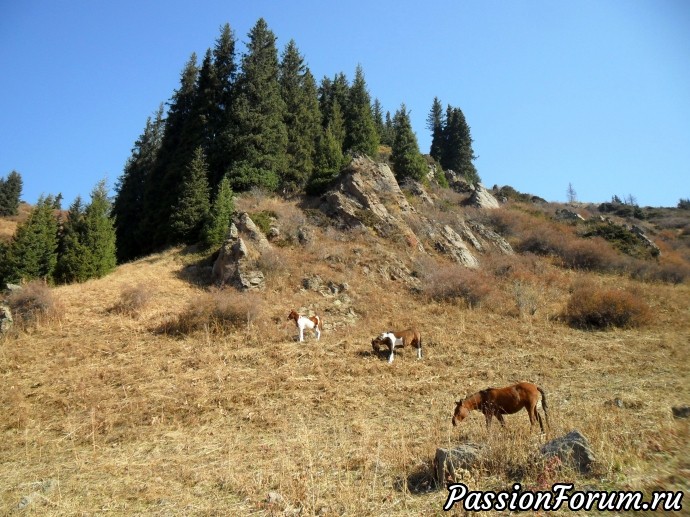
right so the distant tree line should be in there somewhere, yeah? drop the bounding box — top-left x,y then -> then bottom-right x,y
112,18 -> 480,262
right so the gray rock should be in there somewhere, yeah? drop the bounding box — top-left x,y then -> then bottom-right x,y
541,430 -> 595,474
467,183 -> 500,209
434,444 -> 483,485
0,304 -> 13,333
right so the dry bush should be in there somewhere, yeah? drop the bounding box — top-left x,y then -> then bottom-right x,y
109,283 -> 153,316
558,237 -> 622,272
7,280 -> 61,327
163,289 -> 264,335
565,281 -> 652,329
629,257 -> 690,285
419,262 -> 494,308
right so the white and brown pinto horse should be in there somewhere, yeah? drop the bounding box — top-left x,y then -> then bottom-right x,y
287,310 -> 322,342
371,328 -> 422,364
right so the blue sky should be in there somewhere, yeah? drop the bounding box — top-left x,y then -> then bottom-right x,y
1,0 -> 689,208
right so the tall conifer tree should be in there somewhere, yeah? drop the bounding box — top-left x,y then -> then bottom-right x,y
427,97 -> 444,162
0,170 -> 23,216
391,104 -> 428,181
441,106 -> 480,185
142,54 -> 200,249
228,18 -> 287,192
113,106 -> 164,262
344,65 -> 379,156
202,176 -> 234,249
170,147 -> 211,244
209,23 -> 238,187
279,40 -> 320,193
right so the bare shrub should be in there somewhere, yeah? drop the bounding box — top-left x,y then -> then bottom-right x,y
164,289 -> 264,335
255,247 -> 289,280
420,263 -> 494,308
516,224 -> 568,256
512,280 -> 540,317
110,284 -> 153,316
630,260 -> 689,285
559,237 -> 621,272
7,280 -> 61,327
565,281 -> 652,329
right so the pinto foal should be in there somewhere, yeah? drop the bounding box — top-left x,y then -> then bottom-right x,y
371,328 -> 422,364
287,310 -> 322,342
452,382 -> 549,433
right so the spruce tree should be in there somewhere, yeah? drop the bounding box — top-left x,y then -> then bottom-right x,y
441,106 -> 480,185
170,147 -> 211,244
228,18 -> 287,192
83,180 -> 117,279
0,170 -> 23,216
391,104 -> 428,182
141,54 -> 200,250
209,23 -> 238,187
372,99 -> 387,146
279,40 -> 320,193
113,106 -> 164,262
344,65 -> 379,156
427,97 -> 444,162
55,197 -> 91,283
307,124 -> 345,195
2,196 -> 58,283
203,176 -> 234,249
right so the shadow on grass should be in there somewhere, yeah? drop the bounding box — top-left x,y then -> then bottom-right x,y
393,460 -> 440,495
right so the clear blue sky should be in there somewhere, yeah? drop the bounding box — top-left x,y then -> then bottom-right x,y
1,0 -> 689,208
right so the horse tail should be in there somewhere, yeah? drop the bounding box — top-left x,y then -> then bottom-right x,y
316,315 -> 322,330
537,386 -> 550,428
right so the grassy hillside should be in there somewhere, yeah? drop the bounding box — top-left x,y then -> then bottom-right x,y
1,190 -> 689,515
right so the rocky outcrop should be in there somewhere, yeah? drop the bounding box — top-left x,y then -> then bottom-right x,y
444,170 -> 474,193
435,225 -> 479,268
320,155 -> 417,244
465,221 -> 514,255
555,208 -> 586,222
319,156 -> 519,269
212,222 -> 265,291
467,183 -> 500,209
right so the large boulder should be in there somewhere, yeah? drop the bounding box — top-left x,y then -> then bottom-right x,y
467,183 -> 500,209
212,222 -> 265,291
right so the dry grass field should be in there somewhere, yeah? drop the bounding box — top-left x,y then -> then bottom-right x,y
1,195 -> 689,516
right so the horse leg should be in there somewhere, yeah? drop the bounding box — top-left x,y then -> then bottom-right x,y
496,413 -> 507,427
315,326 -> 321,341
416,343 -> 422,360
484,412 -> 493,428
388,341 -> 395,364
299,327 -> 304,342
535,408 -> 545,434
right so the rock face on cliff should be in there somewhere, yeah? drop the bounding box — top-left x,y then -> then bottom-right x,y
212,216 -> 266,291
319,156 -> 513,269
319,155 -> 418,244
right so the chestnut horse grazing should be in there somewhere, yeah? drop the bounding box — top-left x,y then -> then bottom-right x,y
287,310 -> 322,342
452,382 -> 549,433
371,328 -> 422,364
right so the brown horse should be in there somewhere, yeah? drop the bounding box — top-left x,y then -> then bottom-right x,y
452,382 -> 549,433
